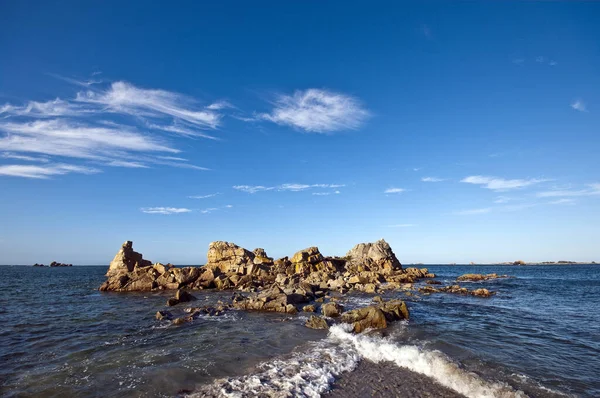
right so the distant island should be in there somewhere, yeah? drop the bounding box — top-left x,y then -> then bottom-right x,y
403,261 -> 597,266
32,261 -> 73,267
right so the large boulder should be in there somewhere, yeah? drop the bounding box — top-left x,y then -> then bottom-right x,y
106,241 -> 152,277
340,299 -> 409,333
205,241 -> 256,274
345,239 -> 402,274
341,306 -> 388,333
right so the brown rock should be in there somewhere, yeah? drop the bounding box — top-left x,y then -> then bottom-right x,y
321,302 -> 344,317
302,304 -> 316,312
457,273 -> 509,282
305,315 -> 330,330
345,239 -> 402,274
205,241 -> 255,275
341,306 -> 387,333
106,241 -> 152,277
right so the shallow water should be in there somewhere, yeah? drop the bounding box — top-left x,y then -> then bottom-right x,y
0,264 -> 598,397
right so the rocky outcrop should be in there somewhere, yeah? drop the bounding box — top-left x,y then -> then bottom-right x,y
419,284 -> 495,297
231,284 -> 316,314
457,273 -> 510,282
99,239 -> 435,299
106,241 -> 152,277
32,263 -> 44,267
345,239 -> 401,274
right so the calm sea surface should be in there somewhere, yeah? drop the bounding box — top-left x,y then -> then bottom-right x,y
1,264 -> 598,397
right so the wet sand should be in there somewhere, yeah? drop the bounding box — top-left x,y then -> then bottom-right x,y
326,360 -> 465,398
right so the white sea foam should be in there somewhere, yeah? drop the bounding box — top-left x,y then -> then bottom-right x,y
329,324 -> 528,398
190,324 -> 529,398
190,336 -> 360,397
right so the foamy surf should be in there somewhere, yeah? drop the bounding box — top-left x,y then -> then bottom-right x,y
329,324 -> 528,398
188,324 -> 530,398
189,336 -> 360,397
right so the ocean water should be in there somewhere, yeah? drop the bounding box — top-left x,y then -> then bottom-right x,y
0,264 -> 598,397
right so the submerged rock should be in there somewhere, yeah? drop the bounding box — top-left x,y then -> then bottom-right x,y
419,284 -> 496,298
456,273 -> 510,282
156,310 -> 172,320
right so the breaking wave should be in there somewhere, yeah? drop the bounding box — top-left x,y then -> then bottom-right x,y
189,324 -> 528,398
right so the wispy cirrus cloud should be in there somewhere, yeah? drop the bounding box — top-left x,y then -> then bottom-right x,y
201,204 -> 233,214
0,119 -> 177,160
536,183 -> 600,198
233,185 -> 275,194
75,81 -> 224,130
461,175 -> 549,191
140,207 -> 192,215
571,99 -> 587,112
454,207 -> 492,215
0,164 -> 100,179
188,193 -> 220,199
312,190 -> 341,196
548,198 -> 576,205
421,177 -> 445,182
384,188 -> 405,194
0,152 -> 49,163
259,89 -> 369,133
234,183 -> 344,194
0,78 -> 225,179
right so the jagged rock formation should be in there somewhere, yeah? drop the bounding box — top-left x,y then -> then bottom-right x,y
106,241 -> 151,276
345,239 -> 401,274
100,238 -> 429,294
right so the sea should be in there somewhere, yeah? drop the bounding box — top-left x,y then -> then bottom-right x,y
1,264 -> 598,398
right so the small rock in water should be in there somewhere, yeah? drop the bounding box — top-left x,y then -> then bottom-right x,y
321,302 -> 344,318
305,315 -> 330,330
155,310 -> 172,320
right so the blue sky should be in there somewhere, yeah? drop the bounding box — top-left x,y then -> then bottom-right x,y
1,1 -> 599,264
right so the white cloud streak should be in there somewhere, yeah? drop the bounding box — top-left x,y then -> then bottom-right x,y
385,188 -> 405,194
260,89 -> 369,133
1,152 -> 49,163
140,207 -> 192,215
188,193 -> 220,199
536,184 -> 600,198
461,175 -> 548,191
454,208 -> 492,215
76,81 -> 223,130
234,183 -> 344,194
548,198 -> 576,205
0,164 -> 100,179
421,177 -> 445,182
